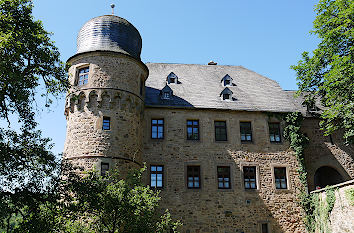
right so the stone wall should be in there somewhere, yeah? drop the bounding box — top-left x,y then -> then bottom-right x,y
143,108 -> 306,233
302,118 -> 354,191
311,180 -> 354,233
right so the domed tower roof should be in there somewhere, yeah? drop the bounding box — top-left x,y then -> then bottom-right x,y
76,15 -> 142,60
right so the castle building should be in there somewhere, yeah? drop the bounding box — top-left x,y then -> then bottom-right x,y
63,14 -> 354,233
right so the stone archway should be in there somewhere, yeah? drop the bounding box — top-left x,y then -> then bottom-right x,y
314,166 -> 344,189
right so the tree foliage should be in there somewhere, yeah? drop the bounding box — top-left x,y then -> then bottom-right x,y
291,0 -> 354,144
0,0 -> 68,124
1,166 -> 181,233
61,166 -> 181,233
0,0 -> 68,230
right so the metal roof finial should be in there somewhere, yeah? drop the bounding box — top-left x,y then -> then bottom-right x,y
111,3 -> 115,15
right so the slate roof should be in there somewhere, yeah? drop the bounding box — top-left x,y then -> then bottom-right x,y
144,63 -> 298,113
285,90 -> 324,117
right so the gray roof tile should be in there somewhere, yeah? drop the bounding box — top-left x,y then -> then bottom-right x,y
145,63 -> 298,112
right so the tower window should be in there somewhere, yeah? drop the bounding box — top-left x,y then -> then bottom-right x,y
269,122 -> 281,142
274,167 -> 287,189
217,166 -> 231,189
224,79 -> 231,86
78,67 -> 89,86
187,166 -> 200,189
243,166 -> 257,189
187,120 -> 199,140
240,122 -> 252,142
151,119 -> 164,139
215,121 -> 227,141
101,162 -> 109,176
102,116 -> 110,130
150,165 -> 164,188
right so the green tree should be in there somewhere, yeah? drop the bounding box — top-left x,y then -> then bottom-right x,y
60,166 -> 181,233
11,166 -> 181,233
0,0 -> 68,230
291,0 -> 354,144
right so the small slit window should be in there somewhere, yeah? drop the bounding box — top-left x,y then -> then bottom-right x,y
101,162 -> 109,176
140,79 -> 144,96
102,116 -> 110,130
78,67 -> 89,86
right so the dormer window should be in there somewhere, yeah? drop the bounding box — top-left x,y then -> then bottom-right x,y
302,100 -> 320,112
164,92 -> 170,99
221,74 -> 233,87
220,87 -> 233,101
223,94 -> 230,100
167,72 -> 178,84
161,85 -> 173,100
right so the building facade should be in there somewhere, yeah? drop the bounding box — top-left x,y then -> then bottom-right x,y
63,14 -> 354,233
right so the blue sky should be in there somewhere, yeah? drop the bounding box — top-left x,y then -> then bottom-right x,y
31,0 -> 320,155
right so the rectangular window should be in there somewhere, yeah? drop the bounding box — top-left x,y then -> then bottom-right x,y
243,166 -> 257,189
269,122 -> 281,142
261,223 -> 269,233
187,120 -> 199,140
151,119 -> 164,139
78,67 -> 89,86
274,167 -> 287,189
217,166 -> 231,189
102,116 -> 110,130
101,162 -> 109,176
240,122 -> 252,142
187,166 -> 200,189
215,121 -> 227,141
150,165 -> 163,188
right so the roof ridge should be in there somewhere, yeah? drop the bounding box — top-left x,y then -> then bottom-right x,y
145,62 -> 242,67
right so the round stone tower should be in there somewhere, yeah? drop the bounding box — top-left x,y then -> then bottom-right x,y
63,15 -> 148,174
